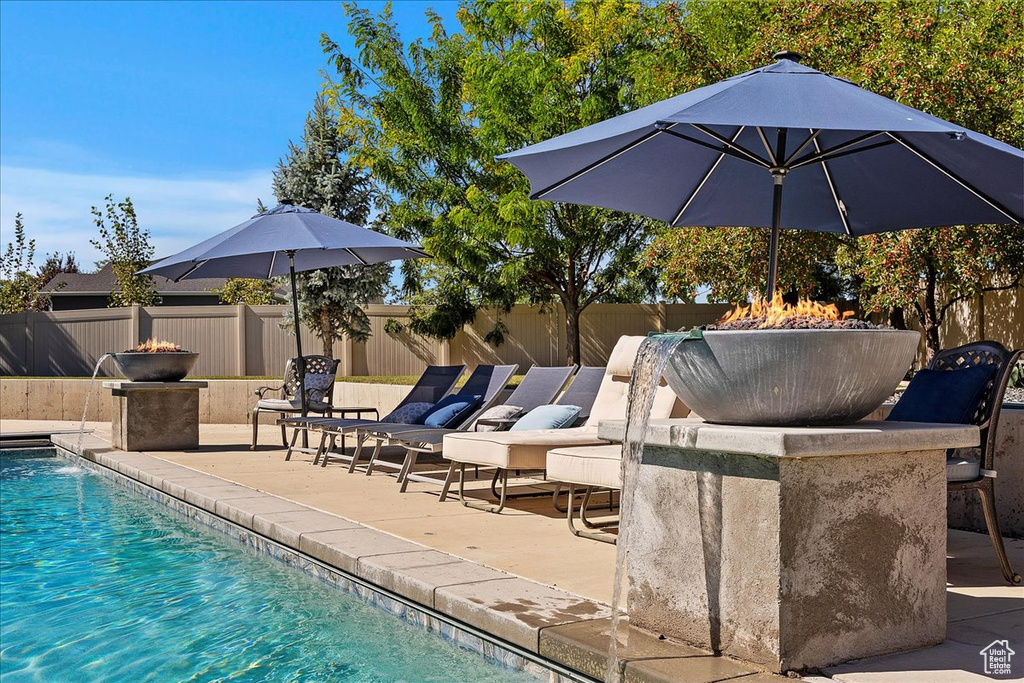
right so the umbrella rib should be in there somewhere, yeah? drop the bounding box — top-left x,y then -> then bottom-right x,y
691,124 -> 771,168
659,128 -> 769,168
789,132 -> 889,169
532,128 -> 662,200
671,127 -> 746,226
813,136 -> 853,236
783,129 -> 822,167
886,133 -> 1022,223
345,248 -> 369,266
174,260 -> 209,282
756,127 -> 778,166
268,251 -> 278,279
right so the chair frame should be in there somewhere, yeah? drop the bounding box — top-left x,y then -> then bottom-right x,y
251,355 -> 339,450
931,341 -> 1021,585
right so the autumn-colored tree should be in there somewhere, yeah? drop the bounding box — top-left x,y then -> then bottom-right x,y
639,0 -> 1024,356
322,0 -> 657,364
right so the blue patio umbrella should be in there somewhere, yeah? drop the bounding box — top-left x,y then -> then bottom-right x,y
499,51 -> 1024,297
141,203 -> 429,416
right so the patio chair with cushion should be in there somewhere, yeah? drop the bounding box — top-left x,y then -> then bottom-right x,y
886,340 -> 1022,585
282,364 -> 465,465
251,355 -> 339,450
381,364 -> 579,498
443,336 -> 688,513
357,364 -> 519,478
547,443 -> 623,543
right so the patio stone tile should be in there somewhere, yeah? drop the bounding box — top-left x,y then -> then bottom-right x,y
158,474 -> 230,500
436,577 -> 609,653
214,495 -> 309,529
946,608 -> 1024,647
623,654 -> 763,683
252,508 -> 360,549
298,527 -> 428,574
824,639 -> 1000,682
357,550 -> 510,608
183,483 -> 264,511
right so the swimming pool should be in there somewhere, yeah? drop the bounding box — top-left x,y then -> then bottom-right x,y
0,449 -> 538,682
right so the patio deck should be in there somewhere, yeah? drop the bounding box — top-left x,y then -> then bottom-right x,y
3,419 -> 1021,682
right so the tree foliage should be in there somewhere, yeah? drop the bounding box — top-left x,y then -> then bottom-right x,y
637,0 -> 1024,356
90,195 -> 160,307
0,214 -> 78,314
273,94 -> 390,358
213,278 -> 281,305
322,0 -> 658,364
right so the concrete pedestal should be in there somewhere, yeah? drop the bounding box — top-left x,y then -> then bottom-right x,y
598,418 -> 979,674
104,381 -> 207,451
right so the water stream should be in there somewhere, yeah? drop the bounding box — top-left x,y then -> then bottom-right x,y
77,353 -> 111,451
605,335 -> 686,683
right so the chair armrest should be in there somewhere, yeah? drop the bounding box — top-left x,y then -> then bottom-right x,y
255,385 -> 283,398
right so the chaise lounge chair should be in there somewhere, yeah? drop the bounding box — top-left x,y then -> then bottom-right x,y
280,364 -> 465,464
442,336 -> 688,512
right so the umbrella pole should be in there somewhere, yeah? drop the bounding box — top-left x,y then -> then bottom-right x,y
766,176 -> 782,300
287,252 -> 310,449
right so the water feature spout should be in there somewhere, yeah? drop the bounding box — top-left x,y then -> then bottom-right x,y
77,353 -> 112,451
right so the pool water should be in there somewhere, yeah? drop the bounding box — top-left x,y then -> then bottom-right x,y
0,450 -> 536,682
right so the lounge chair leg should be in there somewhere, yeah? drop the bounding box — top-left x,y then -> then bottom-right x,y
280,417 -> 288,447
365,438 -> 384,476
438,461 -> 458,502
314,431 -> 331,467
285,426 -> 301,461
250,407 -> 260,450
347,433 -> 367,473
567,485 -> 617,544
398,449 -> 418,492
978,479 -> 1022,585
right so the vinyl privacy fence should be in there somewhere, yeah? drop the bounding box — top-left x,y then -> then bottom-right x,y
1,292 -> 1020,377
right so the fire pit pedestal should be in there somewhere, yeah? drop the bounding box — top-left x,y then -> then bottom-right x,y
598,417 -> 979,673
103,381 -> 208,451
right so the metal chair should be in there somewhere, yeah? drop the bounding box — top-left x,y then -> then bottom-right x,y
931,342 -> 1022,585
251,355 -> 339,450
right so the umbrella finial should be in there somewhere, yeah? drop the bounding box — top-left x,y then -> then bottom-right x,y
772,50 -> 804,63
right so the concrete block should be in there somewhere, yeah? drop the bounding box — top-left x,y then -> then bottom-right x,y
622,419 -> 967,673
435,577 -> 609,652
108,384 -> 201,451
182,483 -> 263,512
213,495 -> 308,530
252,509 -> 360,549
357,550 -> 508,608
0,379 -> 29,420
298,527 -> 427,575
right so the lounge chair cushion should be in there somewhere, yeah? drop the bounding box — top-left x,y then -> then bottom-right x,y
887,365 -> 996,424
422,394 -> 482,428
547,444 -> 623,490
380,402 -> 435,424
584,336 -> 686,426
511,404 -> 581,431
471,405 -> 523,431
946,455 -> 981,482
443,426 -> 609,471
256,398 -> 332,413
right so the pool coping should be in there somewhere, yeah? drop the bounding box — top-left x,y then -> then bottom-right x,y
48,433 -> 786,683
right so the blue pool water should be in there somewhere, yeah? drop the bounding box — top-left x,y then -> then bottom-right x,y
0,450 -> 536,682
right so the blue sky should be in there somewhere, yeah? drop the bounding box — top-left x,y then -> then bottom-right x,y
1,1 -> 459,268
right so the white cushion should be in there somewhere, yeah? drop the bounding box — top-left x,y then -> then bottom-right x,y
443,426 -> 608,470
257,398 -> 332,413
547,444 -> 622,489
946,456 -> 980,482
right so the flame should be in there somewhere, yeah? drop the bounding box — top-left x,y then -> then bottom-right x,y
717,292 -> 855,328
134,338 -> 182,353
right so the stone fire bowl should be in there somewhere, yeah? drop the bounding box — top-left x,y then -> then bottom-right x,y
111,352 -> 199,382
661,328 -> 920,426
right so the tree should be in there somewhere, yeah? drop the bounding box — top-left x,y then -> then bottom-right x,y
274,94 -> 390,358
637,0 -> 1024,354
0,214 -> 78,314
322,0 -> 657,365
90,195 -> 160,307
213,278 -> 281,305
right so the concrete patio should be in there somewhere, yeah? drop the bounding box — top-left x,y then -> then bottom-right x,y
3,418 -> 1021,682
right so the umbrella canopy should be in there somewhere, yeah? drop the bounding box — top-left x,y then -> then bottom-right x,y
499,51 -> 1024,295
141,203 -> 429,417
141,203 -> 429,281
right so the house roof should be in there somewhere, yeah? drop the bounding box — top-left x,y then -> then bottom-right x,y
43,264 -> 231,296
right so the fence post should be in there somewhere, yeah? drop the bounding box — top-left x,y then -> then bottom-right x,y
130,305 -> 141,348
236,303 -> 247,375
26,312 -> 35,375
658,302 -> 668,332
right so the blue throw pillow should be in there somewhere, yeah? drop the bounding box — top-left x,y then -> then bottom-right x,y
421,395 -> 482,429
887,365 -> 996,424
510,404 -> 582,431
380,402 -> 435,425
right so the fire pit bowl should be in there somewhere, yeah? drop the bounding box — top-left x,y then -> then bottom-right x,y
111,351 -> 199,382
661,328 -> 920,426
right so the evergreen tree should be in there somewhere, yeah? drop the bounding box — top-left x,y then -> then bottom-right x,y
273,95 -> 391,359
